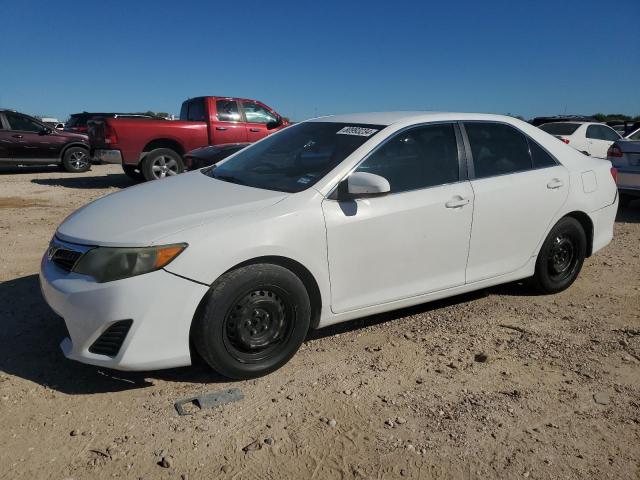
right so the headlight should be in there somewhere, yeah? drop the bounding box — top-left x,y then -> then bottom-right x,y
73,243 -> 187,283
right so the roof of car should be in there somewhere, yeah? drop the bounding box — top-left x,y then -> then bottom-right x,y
309,111 -> 521,126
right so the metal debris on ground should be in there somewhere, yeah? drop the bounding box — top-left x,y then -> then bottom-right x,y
174,388 -> 244,416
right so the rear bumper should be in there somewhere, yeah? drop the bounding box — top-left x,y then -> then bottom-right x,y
616,168 -> 640,194
590,200 -> 618,255
92,149 -> 122,165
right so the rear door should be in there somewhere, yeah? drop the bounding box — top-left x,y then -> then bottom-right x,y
4,111 -> 61,161
210,99 -> 247,144
241,101 -> 279,142
0,114 -> 12,161
463,121 -> 569,283
586,124 -> 622,159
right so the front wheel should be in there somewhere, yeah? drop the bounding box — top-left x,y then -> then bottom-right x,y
62,147 -> 91,173
531,217 -> 586,294
141,148 -> 184,181
193,264 -> 311,379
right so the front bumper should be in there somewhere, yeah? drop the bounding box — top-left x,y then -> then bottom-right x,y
39,251 -> 209,371
92,149 -> 123,165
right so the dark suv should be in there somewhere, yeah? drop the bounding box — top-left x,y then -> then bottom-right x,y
65,112 -> 161,134
0,109 -> 91,172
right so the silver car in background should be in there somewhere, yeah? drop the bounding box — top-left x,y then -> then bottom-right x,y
608,139 -> 640,207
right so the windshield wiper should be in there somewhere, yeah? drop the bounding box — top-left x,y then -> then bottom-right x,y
213,173 -> 246,186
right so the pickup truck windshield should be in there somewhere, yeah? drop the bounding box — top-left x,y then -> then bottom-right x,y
203,122 -> 384,193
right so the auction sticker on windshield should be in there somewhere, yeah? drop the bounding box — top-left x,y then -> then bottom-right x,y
336,126 -> 378,136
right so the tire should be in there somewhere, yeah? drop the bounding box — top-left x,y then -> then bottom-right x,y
193,264 -> 311,379
141,148 -> 184,181
61,146 -> 91,173
619,193 -> 633,209
122,164 -> 144,181
531,217 -> 587,294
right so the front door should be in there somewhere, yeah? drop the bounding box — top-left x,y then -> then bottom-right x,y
241,101 -> 278,143
462,122 -> 570,283
322,123 -> 474,313
0,114 -> 12,161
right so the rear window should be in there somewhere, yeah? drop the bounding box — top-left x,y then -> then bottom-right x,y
180,99 -> 207,121
539,123 -> 581,136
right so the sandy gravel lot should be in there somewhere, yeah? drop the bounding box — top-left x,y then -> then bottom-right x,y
0,164 -> 639,480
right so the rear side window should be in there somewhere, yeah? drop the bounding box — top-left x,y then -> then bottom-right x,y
216,100 -> 241,122
539,123 -> 581,135
587,125 -> 620,141
355,123 -> 459,193
465,122 -> 532,178
528,140 -> 557,168
180,99 -> 207,121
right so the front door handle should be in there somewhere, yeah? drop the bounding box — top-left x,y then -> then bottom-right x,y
249,128 -> 261,132
547,178 -> 564,189
12,134 -> 23,139
445,196 -> 470,208
216,126 -> 227,131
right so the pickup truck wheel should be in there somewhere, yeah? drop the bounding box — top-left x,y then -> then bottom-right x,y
62,147 -> 91,173
141,148 -> 184,181
193,264 -> 311,379
122,164 -> 144,181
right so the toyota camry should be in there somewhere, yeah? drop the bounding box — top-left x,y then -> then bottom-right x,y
40,112 -> 618,379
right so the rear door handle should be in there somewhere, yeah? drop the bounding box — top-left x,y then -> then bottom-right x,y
12,134 -> 23,139
547,178 -> 564,189
249,128 -> 261,132
445,197 -> 470,208
215,126 -> 227,131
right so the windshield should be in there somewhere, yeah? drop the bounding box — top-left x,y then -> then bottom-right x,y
539,122 -> 581,135
203,122 -> 384,193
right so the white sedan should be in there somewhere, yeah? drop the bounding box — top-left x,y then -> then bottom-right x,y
40,112 -> 618,379
538,121 -> 622,158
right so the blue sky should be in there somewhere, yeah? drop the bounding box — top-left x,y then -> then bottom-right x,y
1,0 -> 638,122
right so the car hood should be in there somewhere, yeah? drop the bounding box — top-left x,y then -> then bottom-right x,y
56,171 -> 288,247
55,130 -> 88,142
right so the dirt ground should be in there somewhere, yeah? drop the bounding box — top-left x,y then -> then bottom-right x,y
0,164 -> 638,480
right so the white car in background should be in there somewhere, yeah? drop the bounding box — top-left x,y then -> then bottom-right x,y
40,112 -> 618,379
539,122 -> 622,158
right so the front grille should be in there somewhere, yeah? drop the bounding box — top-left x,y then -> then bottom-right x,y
89,320 -> 133,357
51,248 -> 83,272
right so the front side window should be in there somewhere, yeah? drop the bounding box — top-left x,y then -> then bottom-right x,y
242,102 -> 277,124
180,98 -> 207,121
5,112 -> 43,132
355,124 -> 459,193
465,122 -> 532,178
216,100 -> 241,122
204,122 -> 383,193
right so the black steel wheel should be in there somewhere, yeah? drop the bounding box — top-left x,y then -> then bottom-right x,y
531,217 -> 586,293
193,264 -> 311,379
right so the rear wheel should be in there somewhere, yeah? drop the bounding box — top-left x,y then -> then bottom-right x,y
531,217 -> 586,294
193,264 -> 311,379
62,147 -> 91,173
141,148 -> 184,181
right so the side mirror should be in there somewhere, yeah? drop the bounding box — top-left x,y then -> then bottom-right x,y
266,118 -> 282,130
342,172 -> 390,198
39,127 -> 52,136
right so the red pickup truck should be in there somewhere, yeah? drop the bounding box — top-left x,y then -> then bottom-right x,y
89,96 -> 288,180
